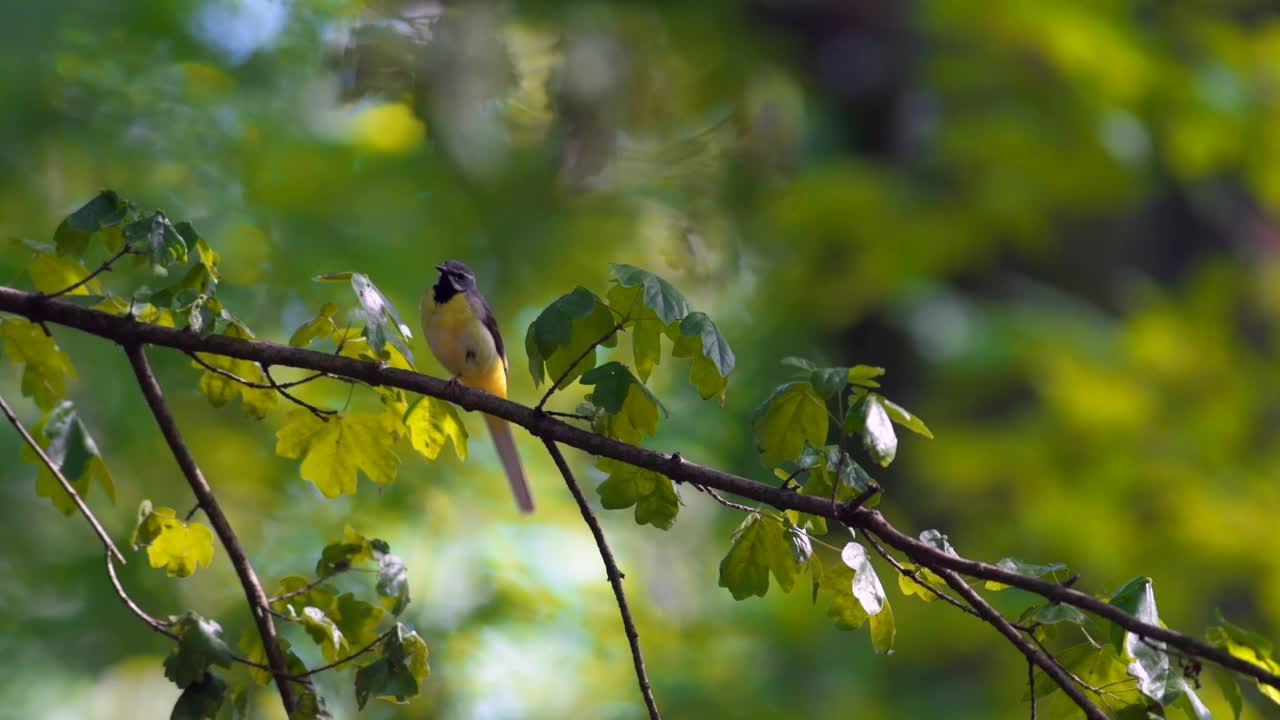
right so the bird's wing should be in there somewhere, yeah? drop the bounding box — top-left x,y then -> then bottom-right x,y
472,291 -> 508,374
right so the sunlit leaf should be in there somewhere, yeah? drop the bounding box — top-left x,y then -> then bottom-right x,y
595,456 -> 679,530
870,597 -> 895,655
820,561 -> 869,630
875,394 -> 934,439
1031,603 -> 1088,625
860,395 -> 897,467
919,529 -> 958,556
375,544 -> 410,616
132,501 -> 215,577
29,251 -> 101,295
1206,612 -> 1280,707
752,382 -> 828,468
841,542 -> 887,616
345,272 -> 415,365
295,605 -> 349,663
404,395 -> 468,461
847,365 -> 885,388
332,593 -> 387,649
718,513 -> 800,599
193,321 -> 277,418
608,263 -> 691,323
525,286 -> 616,388
315,526 -> 380,575
276,409 -> 402,497
290,303 -> 339,347
671,312 -> 734,401
897,562 -> 950,603
580,361 -> 665,442
163,611 -> 233,688
1109,577 -> 1211,716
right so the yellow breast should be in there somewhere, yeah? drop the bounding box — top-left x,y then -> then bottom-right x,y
420,292 -> 507,397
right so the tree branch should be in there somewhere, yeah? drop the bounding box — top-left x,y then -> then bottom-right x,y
0,391 -> 126,564
124,343 -> 298,715
2,287 -> 1276,695
541,438 -> 661,720
933,566 -> 1107,720
535,322 -> 624,410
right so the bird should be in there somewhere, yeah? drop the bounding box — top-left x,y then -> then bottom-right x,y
420,260 -> 534,513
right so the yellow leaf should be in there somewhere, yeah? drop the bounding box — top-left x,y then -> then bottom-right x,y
132,504 -> 215,577
404,395 -> 468,462
0,317 -> 77,410
29,252 -> 100,295
276,409 -> 401,497
348,102 -> 426,154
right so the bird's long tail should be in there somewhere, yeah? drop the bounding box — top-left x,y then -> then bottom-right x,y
484,415 -> 534,513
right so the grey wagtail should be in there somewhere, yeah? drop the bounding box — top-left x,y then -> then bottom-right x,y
420,260 -> 534,513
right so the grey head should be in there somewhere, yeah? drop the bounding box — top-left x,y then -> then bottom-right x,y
433,259 -> 479,303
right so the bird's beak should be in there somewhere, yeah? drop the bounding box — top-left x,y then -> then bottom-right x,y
434,264 -> 446,273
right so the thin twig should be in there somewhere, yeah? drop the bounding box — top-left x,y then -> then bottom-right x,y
105,551 -> 175,637
541,438 -> 661,720
186,352 -> 332,390
106,550 -> 290,677
267,570 -> 344,604
933,566 -> 1107,720
778,465 -> 815,489
0,392 -> 126,564
299,628 -> 394,677
546,410 -> 595,422
263,365 -> 335,419
42,244 -> 139,299
861,531 -> 981,620
125,344 -> 298,715
535,323 -> 624,410
1028,658 -> 1037,720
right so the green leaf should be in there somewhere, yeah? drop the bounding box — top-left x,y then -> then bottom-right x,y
1206,612 -> 1280,707
19,400 -> 115,514
344,272 -> 415,366
630,315 -> 663,383
671,312 -> 735,401
875,394 -> 934,439
332,593 -> 387,649
315,526 -> 379,575
870,597 -> 896,655
608,264 -> 692,323
239,631 -> 308,687
193,322 -> 277,419
124,211 -> 188,267
404,395 -> 468,461
595,457 -> 680,530
985,558 -> 1069,591
1110,578 -> 1211,715
132,501 -> 216,577
163,612 -> 233,689
1032,603 -> 1088,625
809,366 -> 848,398
781,357 -> 815,373
275,409 -> 402,497
354,624 -> 430,709
1213,668 -> 1242,720
860,395 -> 897,467
820,561 -> 869,630
847,365 -> 885,388
580,362 -> 666,442
785,518 -> 813,563
1024,643 -> 1134,703
525,286 -> 616,388
717,513 -> 800,599
295,605 -> 349,663
29,251 -> 102,295
290,303 -> 339,347
376,549 -> 410,616
170,672 -> 226,720
752,382 -> 829,468
270,575 -> 338,616
54,191 -> 130,256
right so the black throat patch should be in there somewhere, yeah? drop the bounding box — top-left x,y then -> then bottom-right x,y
432,279 -> 460,304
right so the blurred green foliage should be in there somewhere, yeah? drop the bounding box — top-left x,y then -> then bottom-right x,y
2,0 -> 1280,717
